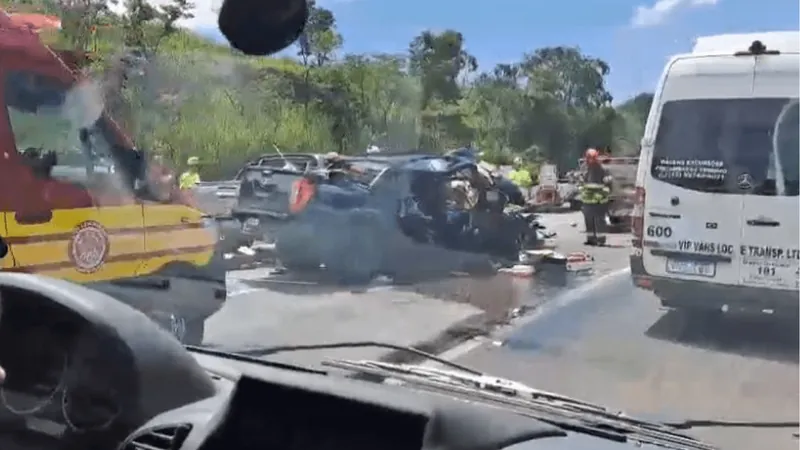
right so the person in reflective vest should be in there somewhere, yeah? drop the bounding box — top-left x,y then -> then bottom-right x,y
179,156 -> 201,190
579,148 -> 613,245
508,157 -> 533,191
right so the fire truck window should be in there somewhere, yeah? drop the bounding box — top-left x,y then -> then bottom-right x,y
3,71 -> 118,186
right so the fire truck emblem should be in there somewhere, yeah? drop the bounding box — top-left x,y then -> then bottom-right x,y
68,221 -> 110,273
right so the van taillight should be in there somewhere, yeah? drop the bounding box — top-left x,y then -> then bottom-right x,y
631,186 -> 646,248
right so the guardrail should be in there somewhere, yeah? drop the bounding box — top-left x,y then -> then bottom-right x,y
196,181 -> 232,187
193,181 -> 239,194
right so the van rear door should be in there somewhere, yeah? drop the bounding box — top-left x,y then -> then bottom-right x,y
642,55 -> 754,285
737,54 -> 799,291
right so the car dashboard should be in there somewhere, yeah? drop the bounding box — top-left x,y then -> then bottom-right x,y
121,357 -> 566,450
0,272 -> 665,450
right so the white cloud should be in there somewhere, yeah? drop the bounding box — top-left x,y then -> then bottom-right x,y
630,0 -> 719,28
110,0 -> 358,32
184,0 -> 223,29
109,0 -> 222,29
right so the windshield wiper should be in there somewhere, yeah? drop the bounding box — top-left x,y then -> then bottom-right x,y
220,340 -> 798,448
231,341 -> 482,374
184,345 -> 326,375
324,359 -> 797,450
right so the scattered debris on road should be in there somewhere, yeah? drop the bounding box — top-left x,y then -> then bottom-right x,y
498,265 -> 536,277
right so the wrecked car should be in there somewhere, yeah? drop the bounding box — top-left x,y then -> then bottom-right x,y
226,153 -> 328,247
273,154 -> 543,282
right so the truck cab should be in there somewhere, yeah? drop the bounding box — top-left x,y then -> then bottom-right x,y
0,11 -> 225,344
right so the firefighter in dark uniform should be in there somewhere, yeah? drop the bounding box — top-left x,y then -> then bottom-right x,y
579,148 -> 613,246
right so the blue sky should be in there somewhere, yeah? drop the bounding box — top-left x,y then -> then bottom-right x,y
185,0 -> 798,101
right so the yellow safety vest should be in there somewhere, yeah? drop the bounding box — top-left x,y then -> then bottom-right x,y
579,182 -> 610,204
179,171 -> 201,190
508,169 -> 533,189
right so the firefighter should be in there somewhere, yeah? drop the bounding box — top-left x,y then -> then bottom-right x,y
179,156 -> 201,190
579,148 -> 613,246
508,156 -> 533,191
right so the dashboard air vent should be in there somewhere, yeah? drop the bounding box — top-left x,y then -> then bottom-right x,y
123,424 -> 193,450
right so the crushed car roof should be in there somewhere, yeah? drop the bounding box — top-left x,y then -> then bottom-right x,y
347,154 -> 471,173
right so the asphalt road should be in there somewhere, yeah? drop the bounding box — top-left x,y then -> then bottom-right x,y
452,269 -> 799,450
208,268 -> 492,368
205,211 -> 616,354
516,211 -> 631,305
202,207 -> 797,448
204,211 -> 633,367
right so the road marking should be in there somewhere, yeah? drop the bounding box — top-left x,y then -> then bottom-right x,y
225,273 -> 397,297
427,267 -> 632,366
259,279 -> 319,285
507,267 -> 631,329
227,283 -> 263,297
434,337 -> 487,362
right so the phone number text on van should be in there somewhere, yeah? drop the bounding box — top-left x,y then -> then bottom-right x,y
653,159 -> 727,181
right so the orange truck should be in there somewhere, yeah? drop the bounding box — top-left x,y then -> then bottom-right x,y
0,11 -> 225,344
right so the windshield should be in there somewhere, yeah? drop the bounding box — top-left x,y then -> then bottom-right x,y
652,98 -> 800,196
0,6 -> 796,450
5,71 -> 124,185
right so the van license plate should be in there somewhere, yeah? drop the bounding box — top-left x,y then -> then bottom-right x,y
666,259 -> 716,277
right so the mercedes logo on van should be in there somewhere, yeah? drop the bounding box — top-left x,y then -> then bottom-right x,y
737,173 -> 753,190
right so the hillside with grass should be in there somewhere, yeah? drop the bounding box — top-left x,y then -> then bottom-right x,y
7,0 -> 653,180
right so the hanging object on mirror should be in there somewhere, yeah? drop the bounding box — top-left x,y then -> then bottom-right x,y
218,0 -> 309,56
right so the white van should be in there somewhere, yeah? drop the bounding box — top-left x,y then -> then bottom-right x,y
630,32 -> 799,318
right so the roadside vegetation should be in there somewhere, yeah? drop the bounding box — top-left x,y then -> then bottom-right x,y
9,0 -> 654,179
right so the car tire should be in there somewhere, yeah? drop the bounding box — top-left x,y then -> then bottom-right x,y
274,224 -> 321,271
332,213 -> 383,285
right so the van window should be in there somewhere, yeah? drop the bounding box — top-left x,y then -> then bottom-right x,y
3,71 -> 120,186
651,98 -> 799,196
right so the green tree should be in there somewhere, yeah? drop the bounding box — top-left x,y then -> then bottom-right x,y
297,0 -> 342,67
408,30 -> 477,149
35,6 -> 656,180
